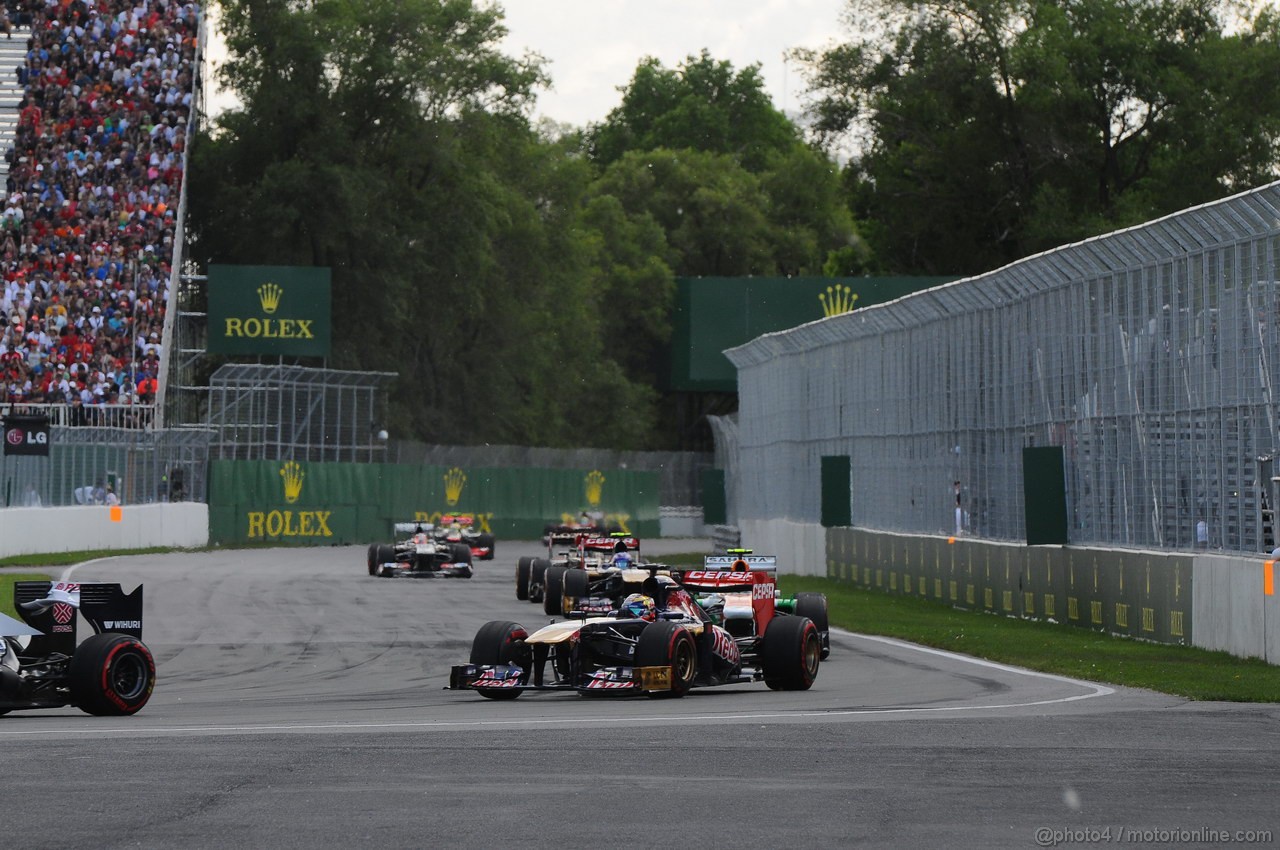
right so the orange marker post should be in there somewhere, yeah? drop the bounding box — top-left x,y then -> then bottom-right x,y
109,505 -> 123,523
1265,560 -> 1275,597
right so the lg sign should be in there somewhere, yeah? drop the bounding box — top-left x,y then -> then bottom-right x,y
7,428 -> 45,445
2,415 -> 50,456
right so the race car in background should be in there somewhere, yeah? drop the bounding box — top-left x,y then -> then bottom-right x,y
540,515 -> 605,555
517,532 -> 646,616
1,581 -> 156,716
451,562 -> 822,699
434,514 -> 496,561
367,521 -> 474,578
677,552 -> 831,659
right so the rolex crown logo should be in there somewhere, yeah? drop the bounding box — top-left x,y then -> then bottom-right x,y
257,282 -> 283,314
443,467 -> 467,507
584,470 -> 606,508
819,284 -> 858,317
280,461 -> 304,504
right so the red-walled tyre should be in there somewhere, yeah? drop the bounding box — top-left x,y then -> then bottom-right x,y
469,621 -> 530,700
634,621 -> 697,698
760,615 -> 821,691
69,633 -> 156,716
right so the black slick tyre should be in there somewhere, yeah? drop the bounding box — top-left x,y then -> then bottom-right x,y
451,543 -> 473,565
542,565 -> 568,616
530,559 -> 549,603
366,543 -> 379,576
794,592 -> 831,659
469,620 -> 530,700
516,556 -> 533,600
478,534 -> 496,560
564,568 -> 589,601
760,615 -> 821,691
374,543 -> 396,575
633,621 -> 697,698
69,633 -> 156,716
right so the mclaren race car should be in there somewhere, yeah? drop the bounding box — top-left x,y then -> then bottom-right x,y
434,514 -> 496,561
367,521 -> 474,578
1,581 -> 156,716
451,562 -> 821,699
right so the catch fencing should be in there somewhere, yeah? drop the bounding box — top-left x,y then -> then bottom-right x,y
726,181 -> 1280,554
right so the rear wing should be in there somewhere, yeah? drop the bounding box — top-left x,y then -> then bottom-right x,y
13,581 -> 143,658
678,554 -> 777,590
394,521 -> 434,533
580,536 -> 639,553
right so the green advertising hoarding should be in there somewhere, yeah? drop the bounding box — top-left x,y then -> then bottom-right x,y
670,276 -> 957,392
207,460 -> 661,546
207,265 -> 332,356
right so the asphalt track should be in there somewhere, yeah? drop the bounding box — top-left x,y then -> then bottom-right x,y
1,540 -> 1278,849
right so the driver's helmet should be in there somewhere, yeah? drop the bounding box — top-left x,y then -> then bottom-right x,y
611,552 -> 632,571
618,593 -> 656,621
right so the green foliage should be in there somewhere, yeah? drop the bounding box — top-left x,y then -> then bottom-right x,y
191,0 -> 662,448
799,0 -> 1280,274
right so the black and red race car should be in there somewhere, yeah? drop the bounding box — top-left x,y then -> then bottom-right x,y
517,532 -> 645,615
0,581 -> 156,716
434,514 -> 496,561
451,559 -> 822,699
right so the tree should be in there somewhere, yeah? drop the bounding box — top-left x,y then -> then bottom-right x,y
797,0 -> 1280,274
189,0 -> 660,448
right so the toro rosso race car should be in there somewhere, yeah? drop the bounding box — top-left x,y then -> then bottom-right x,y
518,532 -> 650,617
450,560 -> 821,699
1,581 -> 156,716
434,514 -> 496,561
367,521 -> 474,578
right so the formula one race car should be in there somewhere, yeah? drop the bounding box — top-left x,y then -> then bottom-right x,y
1,581 -> 156,716
540,515 -> 605,556
434,514 -> 496,561
517,532 -> 645,614
450,562 -> 822,699
678,552 -> 831,659
367,521 -> 474,578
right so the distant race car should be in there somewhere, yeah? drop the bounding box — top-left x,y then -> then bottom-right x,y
367,521 -> 474,578
540,533 -> 657,618
451,559 -> 822,699
540,516 -> 605,556
1,581 -> 156,716
434,514 -> 496,561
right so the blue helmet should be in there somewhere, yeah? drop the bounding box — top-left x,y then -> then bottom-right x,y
618,593 -> 655,621
612,552 -> 632,570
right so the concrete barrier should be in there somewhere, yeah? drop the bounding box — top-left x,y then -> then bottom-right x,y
741,517 -> 1280,665
0,503 -> 209,558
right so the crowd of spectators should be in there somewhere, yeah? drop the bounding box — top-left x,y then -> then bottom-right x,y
0,0 -> 197,423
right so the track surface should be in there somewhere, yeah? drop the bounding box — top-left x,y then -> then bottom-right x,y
1,540 -> 1277,849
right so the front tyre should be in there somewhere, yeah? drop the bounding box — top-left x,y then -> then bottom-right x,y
366,543 -> 379,576
529,559 -> 550,603
633,621 -> 697,698
69,633 -> 156,716
469,620 -> 530,700
760,615 -> 821,691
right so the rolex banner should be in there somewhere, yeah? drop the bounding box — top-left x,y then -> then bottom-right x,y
207,265 -> 332,356
3,413 -> 50,456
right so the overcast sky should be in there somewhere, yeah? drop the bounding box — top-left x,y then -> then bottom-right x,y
204,1 -> 851,127
497,0 -> 850,127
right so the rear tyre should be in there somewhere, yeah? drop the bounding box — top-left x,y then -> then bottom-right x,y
375,544 -> 396,568
366,543 -> 379,576
516,556 -> 533,601
469,620 -> 530,700
633,621 -> 697,698
451,543 -> 473,565
69,633 -> 156,716
760,615 -> 821,691
564,568 -> 589,602
529,559 -> 550,603
794,593 -> 831,660
542,565 -> 568,616
478,533 -> 496,560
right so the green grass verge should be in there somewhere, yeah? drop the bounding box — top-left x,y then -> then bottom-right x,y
657,552 -> 1279,702
0,547 -> 176,568
776,575 -> 1280,703
0,573 -> 52,619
